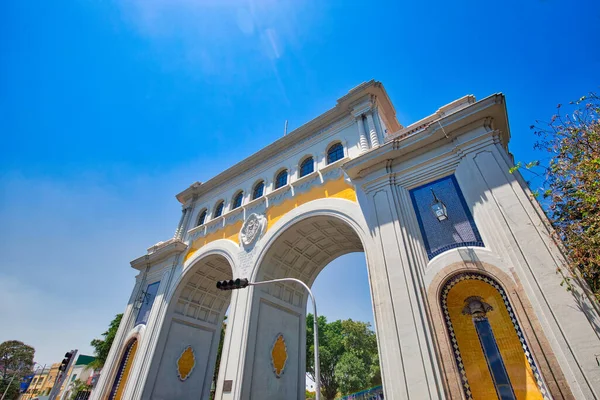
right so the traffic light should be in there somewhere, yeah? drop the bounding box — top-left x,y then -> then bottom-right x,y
59,351 -> 74,372
216,278 -> 249,291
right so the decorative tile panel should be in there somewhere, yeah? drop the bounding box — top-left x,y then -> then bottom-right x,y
135,281 -> 161,326
441,273 -> 550,400
109,339 -> 138,400
409,175 -> 483,259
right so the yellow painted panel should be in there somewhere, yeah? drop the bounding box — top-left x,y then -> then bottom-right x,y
271,334 -> 288,378
447,280 -> 543,400
185,220 -> 243,262
266,177 -> 356,231
185,176 -> 356,262
177,346 -> 195,381
114,339 -> 138,400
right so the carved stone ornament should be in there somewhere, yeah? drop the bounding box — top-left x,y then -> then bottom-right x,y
462,296 -> 493,321
239,213 -> 266,248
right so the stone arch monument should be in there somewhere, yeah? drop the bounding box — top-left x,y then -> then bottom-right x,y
91,81 -> 600,400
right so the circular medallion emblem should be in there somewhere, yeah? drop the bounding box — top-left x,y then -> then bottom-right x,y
240,213 -> 266,248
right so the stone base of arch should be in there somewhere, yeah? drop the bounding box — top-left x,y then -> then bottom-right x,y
427,261 -> 575,399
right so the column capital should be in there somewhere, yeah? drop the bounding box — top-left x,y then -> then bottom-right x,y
350,97 -> 375,119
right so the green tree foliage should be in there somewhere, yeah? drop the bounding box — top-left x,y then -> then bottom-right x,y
0,340 -> 35,400
89,314 -> 123,370
210,316 -> 227,400
306,315 -> 380,400
334,320 -> 380,395
512,93 -> 600,299
69,378 -> 91,400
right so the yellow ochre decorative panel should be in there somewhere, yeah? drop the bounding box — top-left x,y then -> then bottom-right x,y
113,339 -> 138,400
185,220 -> 243,262
185,176 -> 356,261
177,345 -> 196,381
266,176 -> 356,231
447,279 -> 544,400
271,334 -> 288,378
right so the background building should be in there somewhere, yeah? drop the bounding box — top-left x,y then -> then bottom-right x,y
21,363 -> 59,400
57,355 -> 95,400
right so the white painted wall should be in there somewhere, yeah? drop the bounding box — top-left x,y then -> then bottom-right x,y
185,119 -> 362,233
150,320 -> 220,400
247,300 -> 302,399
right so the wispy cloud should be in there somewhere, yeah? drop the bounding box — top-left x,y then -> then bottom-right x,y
117,0 -> 303,99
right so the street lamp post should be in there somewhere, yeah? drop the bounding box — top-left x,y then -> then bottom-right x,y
216,277 -> 321,400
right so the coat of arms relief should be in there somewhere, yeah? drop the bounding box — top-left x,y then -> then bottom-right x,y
239,213 -> 266,249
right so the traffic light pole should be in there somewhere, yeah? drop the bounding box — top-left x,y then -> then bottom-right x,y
248,278 -> 321,400
48,350 -> 77,400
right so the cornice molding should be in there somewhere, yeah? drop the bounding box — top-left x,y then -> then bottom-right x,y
342,93 -> 507,181
130,239 -> 187,271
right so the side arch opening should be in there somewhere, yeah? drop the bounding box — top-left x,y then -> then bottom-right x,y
149,253 -> 233,400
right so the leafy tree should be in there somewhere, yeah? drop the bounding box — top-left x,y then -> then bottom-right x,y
0,340 -> 35,400
306,315 -> 380,400
89,314 -> 123,370
306,314 -> 342,400
68,378 -> 91,400
334,320 -> 380,395
512,93 -> 600,299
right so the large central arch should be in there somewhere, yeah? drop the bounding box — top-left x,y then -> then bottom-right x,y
237,199 -> 380,399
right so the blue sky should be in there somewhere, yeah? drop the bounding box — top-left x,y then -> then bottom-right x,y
1,0 -> 598,366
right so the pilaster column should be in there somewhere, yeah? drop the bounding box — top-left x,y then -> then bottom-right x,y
174,208 -> 187,239
90,273 -> 146,400
356,115 -> 369,152
125,262 -> 180,399
366,112 -> 380,148
180,204 -> 194,239
356,182 -> 443,399
215,287 -> 251,400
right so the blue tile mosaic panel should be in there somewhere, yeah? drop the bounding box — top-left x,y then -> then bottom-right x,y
409,175 -> 483,259
135,281 -> 160,326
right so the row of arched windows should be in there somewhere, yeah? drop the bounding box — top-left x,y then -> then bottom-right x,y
196,142 -> 345,226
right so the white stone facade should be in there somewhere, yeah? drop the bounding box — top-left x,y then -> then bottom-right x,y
91,81 -> 600,400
